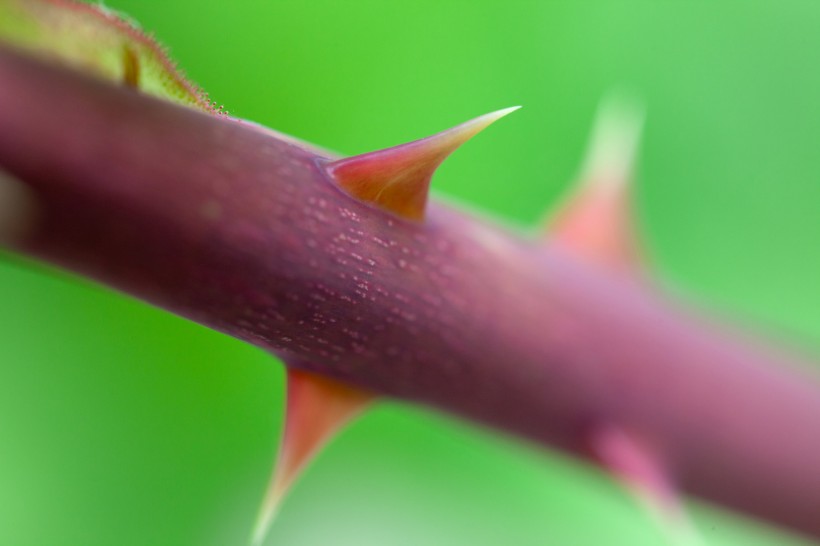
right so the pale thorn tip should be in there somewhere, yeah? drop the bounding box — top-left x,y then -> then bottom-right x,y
422,105 -> 522,154
462,105 -> 522,131
579,91 -> 645,190
442,106 -> 522,148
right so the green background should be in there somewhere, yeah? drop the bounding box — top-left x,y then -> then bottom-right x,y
1,1 -> 819,545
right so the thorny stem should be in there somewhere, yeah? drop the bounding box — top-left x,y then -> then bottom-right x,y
0,47 -> 819,540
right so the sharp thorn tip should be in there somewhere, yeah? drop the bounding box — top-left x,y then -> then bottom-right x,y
325,106 -> 517,220
250,367 -> 373,546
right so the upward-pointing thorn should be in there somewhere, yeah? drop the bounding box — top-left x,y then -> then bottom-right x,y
326,107 -> 520,221
545,94 -> 645,273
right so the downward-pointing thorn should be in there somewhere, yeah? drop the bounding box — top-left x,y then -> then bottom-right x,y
326,106 -> 520,220
251,366 -> 373,546
589,425 -> 704,546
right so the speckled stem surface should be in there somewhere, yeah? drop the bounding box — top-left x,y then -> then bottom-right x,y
1,47 -> 819,539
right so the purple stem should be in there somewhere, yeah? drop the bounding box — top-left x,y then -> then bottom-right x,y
0,47 -> 819,539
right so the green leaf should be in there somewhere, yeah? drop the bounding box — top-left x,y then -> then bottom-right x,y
0,0 -> 217,113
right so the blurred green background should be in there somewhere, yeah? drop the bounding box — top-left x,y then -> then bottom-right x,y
1,1 -> 820,545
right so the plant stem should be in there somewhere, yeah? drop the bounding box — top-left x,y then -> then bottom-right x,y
0,46 -> 818,540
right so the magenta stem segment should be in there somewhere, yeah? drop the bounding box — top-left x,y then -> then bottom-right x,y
0,47 -> 819,539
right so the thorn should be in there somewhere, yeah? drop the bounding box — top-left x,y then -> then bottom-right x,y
326,106 -> 520,220
589,425 -> 704,546
545,93 -> 645,272
251,367 -> 374,546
